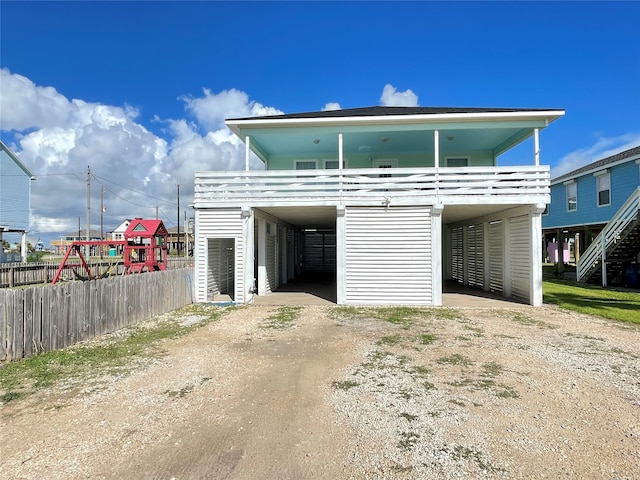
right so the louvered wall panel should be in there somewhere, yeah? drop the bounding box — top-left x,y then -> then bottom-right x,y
450,226 -> 464,283
345,206 -> 432,305
265,224 -> 277,294
466,223 -> 484,288
303,231 -> 336,274
509,215 -> 531,303
488,220 -> 504,293
196,208 -> 244,303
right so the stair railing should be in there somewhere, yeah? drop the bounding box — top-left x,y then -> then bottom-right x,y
577,187 -> 640,283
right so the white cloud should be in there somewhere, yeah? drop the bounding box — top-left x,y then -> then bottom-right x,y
0,71 -> 275,245
551,133 -> 640,178
0,68 -> 74,131
180,88 -> 283,132
380,84 -> 419,107
322,102 -> 341,111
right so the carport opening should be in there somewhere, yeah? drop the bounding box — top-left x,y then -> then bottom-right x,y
253,208 -> 337,303
207,238 -> 235,301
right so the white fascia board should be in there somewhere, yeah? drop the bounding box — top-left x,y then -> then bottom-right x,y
226,110 -> 565,138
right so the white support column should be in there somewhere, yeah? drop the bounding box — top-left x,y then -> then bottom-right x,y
245,136 -> 251,171
21,232 -> 28,263
434,130 -> 440,199
431,204 -> 444,306
336,204 -> 346,304
257,218 -> 267,296
242,207 -> 254,303
601,235 -> 608,287
530,204 -> 545,306
434,130 -> 440,168
534,128 -> 540,166
338,133 -> 344,169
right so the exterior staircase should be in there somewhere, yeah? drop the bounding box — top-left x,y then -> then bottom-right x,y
577,187 -> 640,286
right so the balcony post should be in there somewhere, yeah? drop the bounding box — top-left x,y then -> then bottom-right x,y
534,128 -> 540,166
339,133 -> 344,197
434,130 -> 440,198
245,136 -> 251,171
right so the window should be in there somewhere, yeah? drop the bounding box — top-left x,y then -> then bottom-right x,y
295,160 -> 317,170
566,181 -> 577,211
324,159 -> 346,169
445,157 -> 470,167
596,171 -> 611,206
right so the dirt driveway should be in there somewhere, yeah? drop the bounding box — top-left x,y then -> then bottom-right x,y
1,304 -> 639,479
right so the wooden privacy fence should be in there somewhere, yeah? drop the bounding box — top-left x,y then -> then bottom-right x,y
0,257 -> 192,288
0,267 -> 194,362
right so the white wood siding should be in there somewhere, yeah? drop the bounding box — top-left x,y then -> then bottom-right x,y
195,208 -> 244,303
450,226 -> 463,283
466,223 -> 484,288
488,220 -> 504,293
344,206 -> 432,305
509,215 -> 531,303
265,224 -> 276,294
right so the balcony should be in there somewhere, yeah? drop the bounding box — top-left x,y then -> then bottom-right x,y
193,165 -> 550,208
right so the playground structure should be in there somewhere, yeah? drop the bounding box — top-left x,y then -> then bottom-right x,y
51,218 -> 169,285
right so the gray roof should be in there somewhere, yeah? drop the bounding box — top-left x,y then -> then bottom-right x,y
228,105 -> 563,121
553,145 -> 640,183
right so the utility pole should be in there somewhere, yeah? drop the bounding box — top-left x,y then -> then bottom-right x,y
177,183 -> 180,255
100,185 -> 105,259
86,165 -> 91,258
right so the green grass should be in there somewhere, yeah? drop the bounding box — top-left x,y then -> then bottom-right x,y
0,304 -> 225,404
544,279 -> 640,324
262,306 -> 303,329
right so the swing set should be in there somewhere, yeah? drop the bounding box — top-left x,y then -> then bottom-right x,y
51,218 -> 169,285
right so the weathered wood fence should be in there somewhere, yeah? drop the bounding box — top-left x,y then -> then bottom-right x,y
0,257 -> 191,288
0,267 -> 194,362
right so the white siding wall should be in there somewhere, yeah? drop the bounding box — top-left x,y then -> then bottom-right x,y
450,226 -> 463,283
488,220 -> 504,293
195,208 -> 244,303
0,150 -> 31,230
466,223 -> 484,288
509,215 -> 531,303
344,206 -> 432,305
265,223 -> 277,294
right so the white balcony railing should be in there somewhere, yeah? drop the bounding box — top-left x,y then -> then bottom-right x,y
576,187 -> 640,283
193,166 -> 550,207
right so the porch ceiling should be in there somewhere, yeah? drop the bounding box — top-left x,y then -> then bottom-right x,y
226,107 -> 564,164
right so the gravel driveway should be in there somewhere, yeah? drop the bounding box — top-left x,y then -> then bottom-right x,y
1,303 -> 639,479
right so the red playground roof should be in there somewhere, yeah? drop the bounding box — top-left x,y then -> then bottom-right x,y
123,218 -> 168,238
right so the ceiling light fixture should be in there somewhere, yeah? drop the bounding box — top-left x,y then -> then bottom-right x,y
380,137 -> 389,143
313,139 -> 320,144
447,136 -> 454,141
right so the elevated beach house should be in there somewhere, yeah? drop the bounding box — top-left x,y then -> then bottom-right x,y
192,106 -> 564,306
542,146 -> 640,287
0,140 -> 36,263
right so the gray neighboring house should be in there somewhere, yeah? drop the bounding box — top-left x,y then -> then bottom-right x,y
0,141 -> 36,263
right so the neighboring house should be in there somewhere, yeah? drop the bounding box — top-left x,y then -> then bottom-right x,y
110,218 -> 132,242
0,140 -> 36,263
50,229 -> 103,256
542,146 -> 640,286
192,106 -> 564,306
167,223 -> 194,255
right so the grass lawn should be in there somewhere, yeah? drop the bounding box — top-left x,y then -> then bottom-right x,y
543,279 -> 640,324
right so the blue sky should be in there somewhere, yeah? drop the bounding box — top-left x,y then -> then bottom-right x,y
1,1 -> 639,247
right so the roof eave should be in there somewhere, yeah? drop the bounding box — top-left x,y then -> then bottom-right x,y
225,110 -> 565,139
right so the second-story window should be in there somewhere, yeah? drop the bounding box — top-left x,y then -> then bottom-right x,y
566,182 -> 577,211
596,171 -> 611,206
